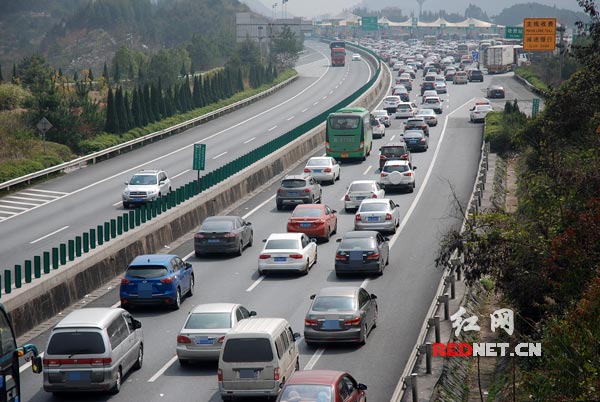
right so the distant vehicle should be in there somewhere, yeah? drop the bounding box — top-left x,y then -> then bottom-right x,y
420,81 -> 437,95
354,199 -> 401,234
402,129 -> 429,152
486,45 -> 515,74
383,95 -> 402,114
486,85 -> 506,99
331,46 -> 346,67
435,81 -> 448,94
416,109 -> 438,126
422,96 -> 443,114
352,53 -> 362,61
395,102 -> 418,119
276,174 -> 322,210
453,71 -> 468,84
421,89 -> 438,103
122,169 -> 171,208
372,109 -> 391,127
343,180 -> 385,212
379,141 -> 412,170
470,104 -> 493,123
194,216 -> 253,257
404,117 -> 429,136
370,117 -> 386,139
276,370 -> 368,402
329,40 -> 346,49
468,69 -> 484,82
326,107 -> 373,161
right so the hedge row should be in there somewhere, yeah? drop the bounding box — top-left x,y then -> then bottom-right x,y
0,142 -> 73,183
514,67 -> 549,93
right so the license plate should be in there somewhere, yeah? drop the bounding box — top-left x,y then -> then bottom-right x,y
134,198 -> 142,202
139,290 -> 153,298
341,153 -> 349,158
67,371 -> 87,381
207,239 -> 219,243
274,257 -> 287,262
288,192 -> 298,196
239,369 -> 258,379
367,216 -> 379,221
313,169 -> 322,173
300,223 -> 312,228
357,196 -> 366,200
322,320 -> 340,330
196,337 -> 213,345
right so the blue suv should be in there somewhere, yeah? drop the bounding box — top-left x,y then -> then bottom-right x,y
120,254 -> 194,310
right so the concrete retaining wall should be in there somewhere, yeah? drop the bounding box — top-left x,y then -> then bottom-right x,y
5,59 -> 391,337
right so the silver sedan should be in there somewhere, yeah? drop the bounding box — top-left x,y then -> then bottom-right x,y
354,199 -> 400,234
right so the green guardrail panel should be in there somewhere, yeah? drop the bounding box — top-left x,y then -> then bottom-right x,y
25,260 -> 32,283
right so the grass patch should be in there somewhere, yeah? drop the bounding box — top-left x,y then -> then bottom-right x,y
514,66 -> 549,93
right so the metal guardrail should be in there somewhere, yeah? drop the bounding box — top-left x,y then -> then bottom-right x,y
391,141 -> 491,402
0,75 -> 299,192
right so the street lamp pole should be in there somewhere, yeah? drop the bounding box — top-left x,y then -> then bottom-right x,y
272,3 -> 277,20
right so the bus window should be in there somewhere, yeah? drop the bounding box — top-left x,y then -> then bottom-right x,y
329,116 -> 360,130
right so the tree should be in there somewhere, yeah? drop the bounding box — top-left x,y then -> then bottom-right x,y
17,55 -> 53,92
88,68 -> 94,82
115,86 -> 128,133
124,91 -> 135,130
103,61 -> 109,83
113,61 -> 121,82
104,88 -> 118,133
131,88 -> 141,127
143,84 -> 154,123
0,64 -> 3,83
12,63 -> 17,83
138,85 -> 149,126
150,83 -> 161,120
270,25 -> 302,71
157,78 -> 166,118
128,63 -> 135,81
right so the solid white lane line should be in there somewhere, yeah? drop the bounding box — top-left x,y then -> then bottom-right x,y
30,226 -> 69,244
360,279 -> 370,288
26,189 -> 67,195
111,301 -> 121,308
301,108 -> 308,113
246,276 -> 264,292
20,352 -> 44,373
287,116 -> 295,121
148,355 -> 177,382
212,152 -> 227,160
1,200 -> 40,206
0,211 -> 17,215
171,169 -> 191,180
304,347 -> 325,370
113,200 -> 123,207
242,194 -> 276,220
363,165 -> 372,175
329,90 -> 333,94
243,137 -> 256,144
268,126 -> 277,131
19,192 -> 59,198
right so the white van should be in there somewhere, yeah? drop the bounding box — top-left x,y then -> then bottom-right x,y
43,308 -> 143,394
218,318 -> 300,400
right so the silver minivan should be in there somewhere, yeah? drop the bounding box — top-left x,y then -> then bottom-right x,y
43,308 -> 143,394
218,318 -> 300,401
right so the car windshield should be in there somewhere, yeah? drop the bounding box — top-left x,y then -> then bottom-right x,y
384,164 -> 409,173
348,182 -> 374,192
185,312 -> 231,329
381,147 -> 406,156
265,239 -> 300,250
329,116 -> 360,130
280,385 -> 334,401
200,220 -> 234,232
306,158 -> 331,167
47,331 -> 106,355
130,175 -> 157,185
281,179 -> 306,188
339,238 -> 376,250
312,296 -> 356,311
126,265 -> 168,279
292,208 -> 322,218
222,338 -> 273,363
359,203 -> 389,212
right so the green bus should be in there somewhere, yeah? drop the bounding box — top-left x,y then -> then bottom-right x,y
326,107 -> 373,161
0,304 -> 42,401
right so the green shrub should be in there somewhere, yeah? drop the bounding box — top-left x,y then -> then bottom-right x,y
0,159 -> 45,182
79,133 -> 123,154
514,67 -> 549,93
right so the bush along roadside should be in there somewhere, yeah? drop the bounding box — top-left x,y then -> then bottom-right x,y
513,66 -> 549,96
483,100 -> 527,155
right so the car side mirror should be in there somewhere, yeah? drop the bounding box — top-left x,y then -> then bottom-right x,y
311,238 -> 317,243
186,262 -> 192,269
383,237 -> 390,242
31,355 -> 43,374
262,239 -> 267,242
124,181 -> 129,185
370,294 -> 377,299
310,294 -> 316,300
159,180 -> 165,185
245,222 -> 252,226
413,166 -> 417,170
336,239 -> 342,243
358,383 -> 368,391
293,332 -> 301,341
332,210 -> 337,214
133,319 -> 142,329
249,311 -> 257,317
395,205 -> 399,208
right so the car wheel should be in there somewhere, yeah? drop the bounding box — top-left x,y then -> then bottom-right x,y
179,358 -> 189,366
295,358 -> 300,371
409,182 -> 415,193
378,262 -> 384,276
373,307 -> 379,328
360,323 -> 368,345
133,345 -> 143,370
302,260 -> 310,275
172,288 -> 181,310
248,232 -> 253,247
187,276 -> 194,297
276,201 -> 283,211
110,368 -> 122,394
258,268 -> 264,276
335,270 -> 343,278
332,221 -> 338,235
324,229 -> 330,243
236,241 -> 243,256
123,202 -> 130,209
194,251 -> 203,258
305,340 -> 317,347
336,171 -> 341,181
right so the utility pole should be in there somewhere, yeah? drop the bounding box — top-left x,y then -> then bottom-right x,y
557,24 -> 566,84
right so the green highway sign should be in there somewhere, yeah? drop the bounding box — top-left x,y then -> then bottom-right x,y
361,16 -> 378,31
193,143 -> 206,171
505,26 -> 524,39
532,98 -> 540,117
412,17 -> 418,28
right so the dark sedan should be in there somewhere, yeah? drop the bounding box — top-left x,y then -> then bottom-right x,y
334,231 -> 389,276
402,129 -> 429,152
486,85 -> 506,99
194,216 -> 253,257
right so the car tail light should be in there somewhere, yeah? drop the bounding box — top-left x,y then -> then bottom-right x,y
379,155 -> 387,160
218,369 -> 223,382
420,138 -> 427,143
43,359 -> 60,367
303,168 -> 311,173
359,141 -> 364,149
277,188 -> 283,193
177,335 -> 191,344
121,278 -> 130,284
336,253 -> 348,261
404,172 -> 412,177
195,233 -> 205,239
355,214 -> 362,221
303,188 -> 311,193
400,154 -> 408,160
259,254 -> 271,259
380,172 -> 388,177
160,276 -> 174,284
91,358 -> 111,366
344,194 -> 350,201
371,193 -> 378,198
274,368 -> 281,381
223,232 -> 236,237
385,213 -> 392,220
289,254 -> 303,259
367,253 -> 381,260
217,336 -> 225,344
324,167 -> 332,172
344,317 -> 362,326
305,318 -> 318,326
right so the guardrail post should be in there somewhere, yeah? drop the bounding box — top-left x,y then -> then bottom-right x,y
438,294 -> 450,320
135,208 -> 142,225
14,265 -> 21,289
129,210 -> 135,229
52,247 -> 59,269
148,202 -> 154,219
89,228 -> 96,249
59,243 -> 67,265
425,342 -> 432,374
122,213 -> 129,233
25,260 -> 32,283
68,240 -> 75,261
429,316 -> 441,343
75,236 -> 82,257
161,195 -> 167,212
4,270 -> 11,294
450,274 -> 456,299
411,373 -> 418,402
35,255 -> 42,278
97,225 -> 104,245
110,219 -> 117,238
140,206 -> 146,223
117,216 -> 123,235
105,221 -> 111,241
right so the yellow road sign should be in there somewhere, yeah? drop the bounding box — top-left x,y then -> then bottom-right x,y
523,18 -> 556,51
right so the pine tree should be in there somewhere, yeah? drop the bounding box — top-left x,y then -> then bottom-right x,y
125,91 -> 135,130
150,83 -> 161,120
138,65 -> 144,82
157,79 -> 166,117
131,88 -> 141,127
12,63 -> 17,83
128,63 -> 135,81
192,76 -> 201,108
180,63 -> 186,77
0,64 -> 3,83
113,62 -> 121,82
164,86 -> 174,116
115,87 -> 129,133
190,60 -> 195,76
104,88 -> 118,133
198,77 -> 207,107
138,85 -> 149,126
143,84 -> 154,122
58,68 -> 63,78
172,83 -> 181,112
73,71 -> 79,82
103,61 -> 109,83
237,68 -> 244,92
88,68 -> 94,82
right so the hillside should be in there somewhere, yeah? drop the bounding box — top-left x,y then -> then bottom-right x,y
492,2 -> 589,27
0,0 -> 250,75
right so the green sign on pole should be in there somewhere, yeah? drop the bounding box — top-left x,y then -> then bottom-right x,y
361,16 -> 378,31
193,143 -> 206,171
412,17 -> 418,28
505,26 -> 524,39
532,98 -> 540,117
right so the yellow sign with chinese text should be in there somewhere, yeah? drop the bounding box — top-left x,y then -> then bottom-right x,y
523,18 -> 556,51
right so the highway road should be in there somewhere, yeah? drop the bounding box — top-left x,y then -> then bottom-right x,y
12,48 -> 540,401
0,40 -> 372,272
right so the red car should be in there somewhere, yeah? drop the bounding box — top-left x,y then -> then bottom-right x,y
287,204 -> 337,242
276,370 -> 367,402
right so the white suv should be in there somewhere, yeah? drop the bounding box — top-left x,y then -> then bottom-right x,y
422,96 -> 443,114
383,96 -> 401,114
378,160 -> 417,192
122,170 -> 171,208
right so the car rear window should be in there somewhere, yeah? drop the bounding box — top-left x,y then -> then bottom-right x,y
292,208 -> 322,218
185,313 -> 231,329
359,203 -> 388,212
383,164 -> 409,173
381,147 -> 407,156
265,239 -> 300,250
348,182 -> 373,192
398,104 -> 410,110
312,296 -> 356,311
339,238 -> 376,250
306,158 -> 331,167
384,97 -> 399,103
47,331 -> 106,355
281,179 -> 306,188
222,338 -> 273,362
126,265 -> 168,279
425,98 -> 438,104
200,220 -> 234,232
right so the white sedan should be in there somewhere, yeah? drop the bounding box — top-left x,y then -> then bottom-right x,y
303,156 -> 340,184
470,104 -> 493,123
344,180 -> 385,212
258,233 -> 317,275
352,53 -> 362,61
